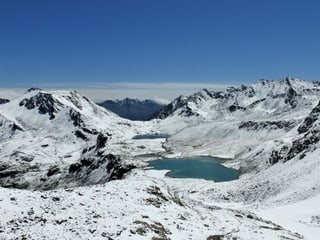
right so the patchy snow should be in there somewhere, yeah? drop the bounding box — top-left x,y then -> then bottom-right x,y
0,170 -> 304,240
257,195 -> 320,240
1,78 -> 320,239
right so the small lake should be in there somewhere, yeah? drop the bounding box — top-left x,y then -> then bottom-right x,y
149,156 -> 239,182
133,134 -> 170,140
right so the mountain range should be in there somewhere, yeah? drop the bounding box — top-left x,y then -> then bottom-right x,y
0,77 -> 320,239
98,98 -> 165,121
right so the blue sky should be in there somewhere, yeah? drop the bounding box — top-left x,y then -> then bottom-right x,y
1,0 -> 320,100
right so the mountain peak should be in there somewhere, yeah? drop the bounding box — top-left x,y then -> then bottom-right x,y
27,87 -> 43,92
152,78 -> 320,120
19,92 -> 61,120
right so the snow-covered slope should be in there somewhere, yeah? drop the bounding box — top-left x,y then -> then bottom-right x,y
153,78 -> 320,162
0,170 -> 304,240
1,78 -> 320,239
149,78 -> 320,239
153,77 -> 320,121
0,89 -> 150,190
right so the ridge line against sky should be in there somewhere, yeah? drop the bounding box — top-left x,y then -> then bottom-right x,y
1,0 -> 320,100
0,82 -> 234,102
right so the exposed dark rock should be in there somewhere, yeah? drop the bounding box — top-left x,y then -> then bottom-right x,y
69,163 -> 82,173
298,101 -> 320,134
212,91 -> 224,99
0,115 -> 24,134
65,91 -> 83,110
269,101 -> 320,164
99,98 -> 165,121
0,98 -> 9,104
19,92 -> 61,120
239,120 -> 296,131
151,95 -> 187,119
11,123 -> 23,132
247,214 -> 254,219
241,85 -> 255,97
68,153 -> 135,181
69,109 -> 98,135
248,98 -> 266,108
52,196 -> 60,202
47,166 -> 60,177
283,77 -> 299,108
207,235 -> 224,240
82,146 -> 95,154
269,132 -> 320,165
10,151 -> 34,162
285,133 -> 319,161
69,109 -> 82,127
0,161 -> 30,184
74,130 -> 88,141
269,146 -> 289,165
228,104 -> 246,112
82,127 -> 98,135
133,220 -> 171,239
13,181 -> 30,189
96,133 -> 108,149
0,168 -> 23,178
27,87 -> 42,92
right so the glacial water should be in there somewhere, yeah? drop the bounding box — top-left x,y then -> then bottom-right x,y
150,156 -> 239,182
132,134 -> 170,140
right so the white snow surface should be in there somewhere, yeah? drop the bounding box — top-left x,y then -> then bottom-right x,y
1,78 -> 320,239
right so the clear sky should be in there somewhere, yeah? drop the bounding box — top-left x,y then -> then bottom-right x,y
1,0 -> 320,101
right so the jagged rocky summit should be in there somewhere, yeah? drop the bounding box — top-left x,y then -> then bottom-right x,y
152,77 -> 320,120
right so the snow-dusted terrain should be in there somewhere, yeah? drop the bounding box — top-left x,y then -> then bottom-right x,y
0,78 -> 320,239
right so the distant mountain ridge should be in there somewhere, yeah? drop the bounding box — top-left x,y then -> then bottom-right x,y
152,77 -> 320,120
98,98 -> 165,121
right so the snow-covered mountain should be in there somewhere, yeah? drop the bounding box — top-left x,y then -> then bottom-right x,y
154,77 -> 320,165
153,77 -> 320,121
1,78 -> 320,239
0,89 -> 146,190
98,98 -> 165,121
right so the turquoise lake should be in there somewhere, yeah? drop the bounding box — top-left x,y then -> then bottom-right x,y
133,134 -> 170,140
149,157 -> 239,182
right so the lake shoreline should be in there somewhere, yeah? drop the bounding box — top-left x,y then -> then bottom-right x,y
149,156 -> 239,182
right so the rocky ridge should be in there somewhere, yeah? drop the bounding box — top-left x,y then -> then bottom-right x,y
99,98 -> 165,121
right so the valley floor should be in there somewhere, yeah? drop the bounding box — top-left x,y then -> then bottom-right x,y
1,129 -> 320,240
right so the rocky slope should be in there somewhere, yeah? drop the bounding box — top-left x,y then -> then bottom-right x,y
154,78 -> 320,165
153,77 -> 320,121
0,89 -> 145,190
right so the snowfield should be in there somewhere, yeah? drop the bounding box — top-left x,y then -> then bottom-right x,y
0,78 -> 320,239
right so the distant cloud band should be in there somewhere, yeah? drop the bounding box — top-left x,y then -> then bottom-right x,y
0,82 -> 234,102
